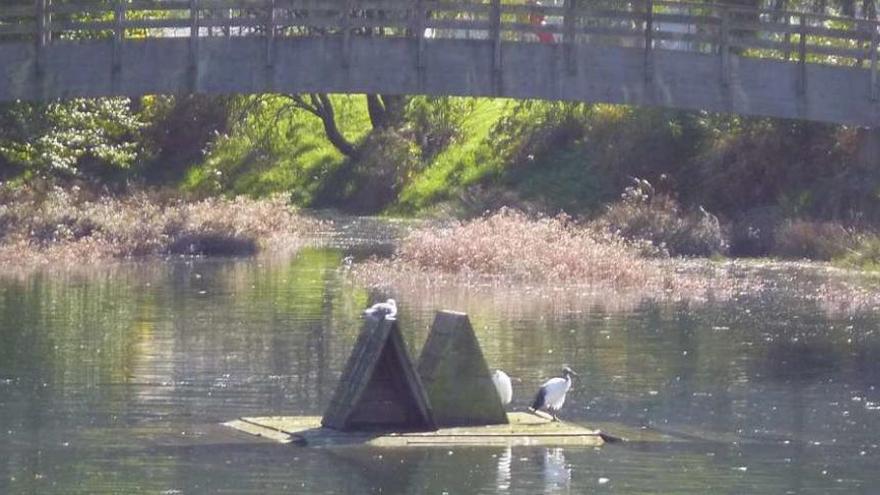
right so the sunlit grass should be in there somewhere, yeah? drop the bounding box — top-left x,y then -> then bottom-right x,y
182,94 -> 372,201
393,99 -> 513,213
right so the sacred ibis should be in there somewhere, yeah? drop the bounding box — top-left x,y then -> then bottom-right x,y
491,369 -> 513,406
363,299 -> 397,320
529,366 -> 578,421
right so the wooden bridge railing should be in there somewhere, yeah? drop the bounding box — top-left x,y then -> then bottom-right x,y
2,0 -> 879,96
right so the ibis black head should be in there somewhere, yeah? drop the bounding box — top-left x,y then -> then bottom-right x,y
562,366 -> 578,377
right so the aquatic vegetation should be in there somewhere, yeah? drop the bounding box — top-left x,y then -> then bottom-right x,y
0,186 -> 322,269
349,209 -> 880,306
352,208 -> 742,302
369,208 -> 659,286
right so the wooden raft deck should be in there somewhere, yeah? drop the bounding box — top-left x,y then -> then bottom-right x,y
224,412 -> 611,447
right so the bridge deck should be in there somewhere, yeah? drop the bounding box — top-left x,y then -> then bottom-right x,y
1,0 -> 878,125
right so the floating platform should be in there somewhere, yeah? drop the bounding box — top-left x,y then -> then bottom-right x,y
224,412 -> 614,447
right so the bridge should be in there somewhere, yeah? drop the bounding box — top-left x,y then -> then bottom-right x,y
1,0 -> 880,127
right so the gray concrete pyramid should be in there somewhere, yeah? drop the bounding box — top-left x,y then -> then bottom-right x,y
417,311 -> 508,427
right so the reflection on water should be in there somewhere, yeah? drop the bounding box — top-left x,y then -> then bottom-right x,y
1,245 -> 880,494
542,448 -> 571,494
496,446 -> 512,492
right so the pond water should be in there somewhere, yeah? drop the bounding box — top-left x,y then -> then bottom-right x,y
1,222 -> 879,494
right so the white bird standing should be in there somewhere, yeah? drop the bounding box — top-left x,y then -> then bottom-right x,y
491,369 -> 513,406
529,366 -> 578,421
363,298 -> 397,320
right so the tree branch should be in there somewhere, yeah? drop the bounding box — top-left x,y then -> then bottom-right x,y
282,93 -> 357,157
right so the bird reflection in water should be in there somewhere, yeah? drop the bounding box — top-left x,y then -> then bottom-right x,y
495,446 -> 512,491
542,448 -> 572,494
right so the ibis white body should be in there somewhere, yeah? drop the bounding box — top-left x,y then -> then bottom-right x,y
363,299 -> 397,320
491,369 -> 513,406
530,367 -> 577,421
534,376 -> 571,410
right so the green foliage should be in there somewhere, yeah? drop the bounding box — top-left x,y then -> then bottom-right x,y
5,89 -> 880,266
140,95 -> 232,184
505,147 -> 608,214
394,101 -> 710,217
182,94 -> 371,202
314,128 -> 420,212
472,101 -> 604,214
404,96 -> 476,162
394,99 -> 513,214
0,98 -> 146,182
491,100 -> 593,169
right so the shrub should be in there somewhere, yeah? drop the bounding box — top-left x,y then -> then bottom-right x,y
835,233 -> 880,270
316,129 -> 420,213
0,98 -> 147,182
360,207 -> 662,287
728,206 -> 784,257
772,220 -> 855,260
0,186 -> 321,267
404,97 -> 475,162
0,204 -> 12,241
490,101 -> 590,168
594,179 -> 728,257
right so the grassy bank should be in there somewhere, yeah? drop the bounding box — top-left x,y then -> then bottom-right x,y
4,95 -> 880,265
186,96 -> 880,263
0,186 -> 321,269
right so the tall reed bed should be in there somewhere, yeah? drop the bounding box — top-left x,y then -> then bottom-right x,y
356,209 -> 667,288
0,187 -> 321,268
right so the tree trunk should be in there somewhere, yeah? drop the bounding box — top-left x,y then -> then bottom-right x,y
315,94 -> 357,157
287,93 -> 407,155
367,94 -> 407,129
380,94 -> 406,125
367,94 -> 388,129
286,93 -> 357,157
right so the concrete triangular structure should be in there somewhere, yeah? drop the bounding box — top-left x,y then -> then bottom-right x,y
322,316 -> 436,432
417,311 -> 508,427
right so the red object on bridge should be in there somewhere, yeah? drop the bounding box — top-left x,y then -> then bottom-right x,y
529,3 -> 555,43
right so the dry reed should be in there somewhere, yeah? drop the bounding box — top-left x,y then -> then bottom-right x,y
0,187 -> 322,270
355,209 -> 672,289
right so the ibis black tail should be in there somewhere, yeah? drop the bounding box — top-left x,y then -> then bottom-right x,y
530,388 -> 547,411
